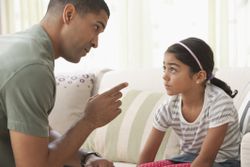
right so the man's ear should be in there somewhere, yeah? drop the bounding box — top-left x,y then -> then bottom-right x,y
195,70 -> 207,84
62,4 -> 76,24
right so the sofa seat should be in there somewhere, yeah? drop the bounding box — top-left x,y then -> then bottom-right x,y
49,68 -> 250,167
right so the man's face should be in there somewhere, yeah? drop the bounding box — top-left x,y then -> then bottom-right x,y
60,9 -> 109,63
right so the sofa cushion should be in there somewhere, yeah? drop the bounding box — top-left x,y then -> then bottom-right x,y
241,132 -> 250,167
49,72 -> 95,134
215,68 -> 250,110
82,90 -> 180,163
239,88 -> 250,135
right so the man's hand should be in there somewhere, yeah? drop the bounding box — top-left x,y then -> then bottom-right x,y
83,82 -> 128,129
85,155 -> 114,167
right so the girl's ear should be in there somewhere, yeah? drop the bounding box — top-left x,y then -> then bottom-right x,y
195,70 -> 207,84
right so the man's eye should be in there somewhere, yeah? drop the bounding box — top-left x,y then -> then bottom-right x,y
94,25 -> 99,31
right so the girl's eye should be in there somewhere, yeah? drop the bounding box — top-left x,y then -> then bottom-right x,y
163,66 -> 166,72
168,67 -> 176,73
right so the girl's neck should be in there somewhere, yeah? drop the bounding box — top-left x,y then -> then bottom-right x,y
181,86 -> 205,108
180,86 -> 205,122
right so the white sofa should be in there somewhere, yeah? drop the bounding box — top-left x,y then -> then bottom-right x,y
49,68 -> 250,167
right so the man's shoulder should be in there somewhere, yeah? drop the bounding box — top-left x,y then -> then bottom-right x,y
0,25 -> 54,89
0,24 -> 53,60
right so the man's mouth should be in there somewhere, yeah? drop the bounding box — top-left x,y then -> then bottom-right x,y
84,48 -> 89,53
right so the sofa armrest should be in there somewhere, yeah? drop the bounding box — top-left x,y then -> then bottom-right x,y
241,132 -> 250,167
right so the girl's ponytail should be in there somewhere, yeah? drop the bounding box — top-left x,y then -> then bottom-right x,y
210,77 -> 238,98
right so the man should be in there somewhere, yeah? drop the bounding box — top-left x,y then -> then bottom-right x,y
0,0 -> 128,166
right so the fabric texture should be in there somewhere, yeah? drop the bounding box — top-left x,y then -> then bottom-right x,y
139,155 -> 240,167
0,24 -> 54,167
241,132 -> 250,167
153,84 -> 240,163
82,90 -> 180,163
238,89 -> 250,135
139,160 -> 190,167
49,72 -> 95,134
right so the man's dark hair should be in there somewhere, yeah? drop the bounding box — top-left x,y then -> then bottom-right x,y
47,0 -> 110,17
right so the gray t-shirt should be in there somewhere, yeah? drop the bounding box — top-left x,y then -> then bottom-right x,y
0,24 -> 55,166
154,84 -> 241,162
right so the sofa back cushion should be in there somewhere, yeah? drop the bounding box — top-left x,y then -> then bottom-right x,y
49,72 -> 95,134
238,87 -> 250,135
214,68 -> 250,136
82,90 -> 180,163
97,69 -> 165,94
216,68 -> 250,110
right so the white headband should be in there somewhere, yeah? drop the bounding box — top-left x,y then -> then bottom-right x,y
177,42 -> 203,70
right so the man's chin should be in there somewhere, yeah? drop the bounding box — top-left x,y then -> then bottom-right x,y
73,57 -> 82,63
63,57 -> 81,63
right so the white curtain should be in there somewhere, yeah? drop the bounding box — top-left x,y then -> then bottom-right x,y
149,0 -> 209,68
207,0 -> 229,67
0,0 -> 2,33
114,0 -> 153,69
72,0 -> 153,71
1,0 -> 250,71
0,0 -> 48,34
56,0 -> 153,72
229,0 -> 250,67
210,0 -> 250,68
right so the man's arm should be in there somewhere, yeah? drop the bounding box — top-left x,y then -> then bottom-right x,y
49,129 -> 82,166
49,129 -> 113,167
10,82 -> 128,167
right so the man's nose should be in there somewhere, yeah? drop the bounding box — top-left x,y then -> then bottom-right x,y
91,36 -> 98,48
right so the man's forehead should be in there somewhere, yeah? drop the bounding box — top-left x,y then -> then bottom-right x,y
83,10 -> 108,27
96,10 -> 109,29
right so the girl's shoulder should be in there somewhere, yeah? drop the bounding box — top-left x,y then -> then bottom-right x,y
205,83 -> 234,107
161,95 -> 181,112
206,83 -> 232,100
167,95 -> 181,105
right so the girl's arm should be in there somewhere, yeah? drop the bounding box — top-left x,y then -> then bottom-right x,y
138,127 -> 165,165
191,123 -> 228,167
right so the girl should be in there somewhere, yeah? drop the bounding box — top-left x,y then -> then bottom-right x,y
138,37 -> 241,167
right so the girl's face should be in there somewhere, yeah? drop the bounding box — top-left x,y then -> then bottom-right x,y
163,52 -> 198,96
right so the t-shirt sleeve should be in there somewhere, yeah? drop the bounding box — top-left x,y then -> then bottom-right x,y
153,100 -> 171,132
209,94 -> 237,128
3,64 -> 55,137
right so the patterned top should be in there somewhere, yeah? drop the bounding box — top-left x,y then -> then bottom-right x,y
153,83 -> 241,162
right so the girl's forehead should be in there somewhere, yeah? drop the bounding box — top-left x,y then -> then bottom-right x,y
164,53 -> 179,63
164,52 -> 190,69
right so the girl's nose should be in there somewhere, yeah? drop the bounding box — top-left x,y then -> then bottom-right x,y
162,71 -> 169,81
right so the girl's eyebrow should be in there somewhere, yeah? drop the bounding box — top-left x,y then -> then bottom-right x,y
166,62 -> 180,67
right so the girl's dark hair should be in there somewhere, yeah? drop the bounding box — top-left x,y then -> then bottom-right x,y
47,0 -> 110,17
166,37 -> 238,98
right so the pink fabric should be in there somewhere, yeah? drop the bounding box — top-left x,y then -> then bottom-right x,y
165,163 -> 191,167
139,160 -> 191,167
139,160 -> 174,167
